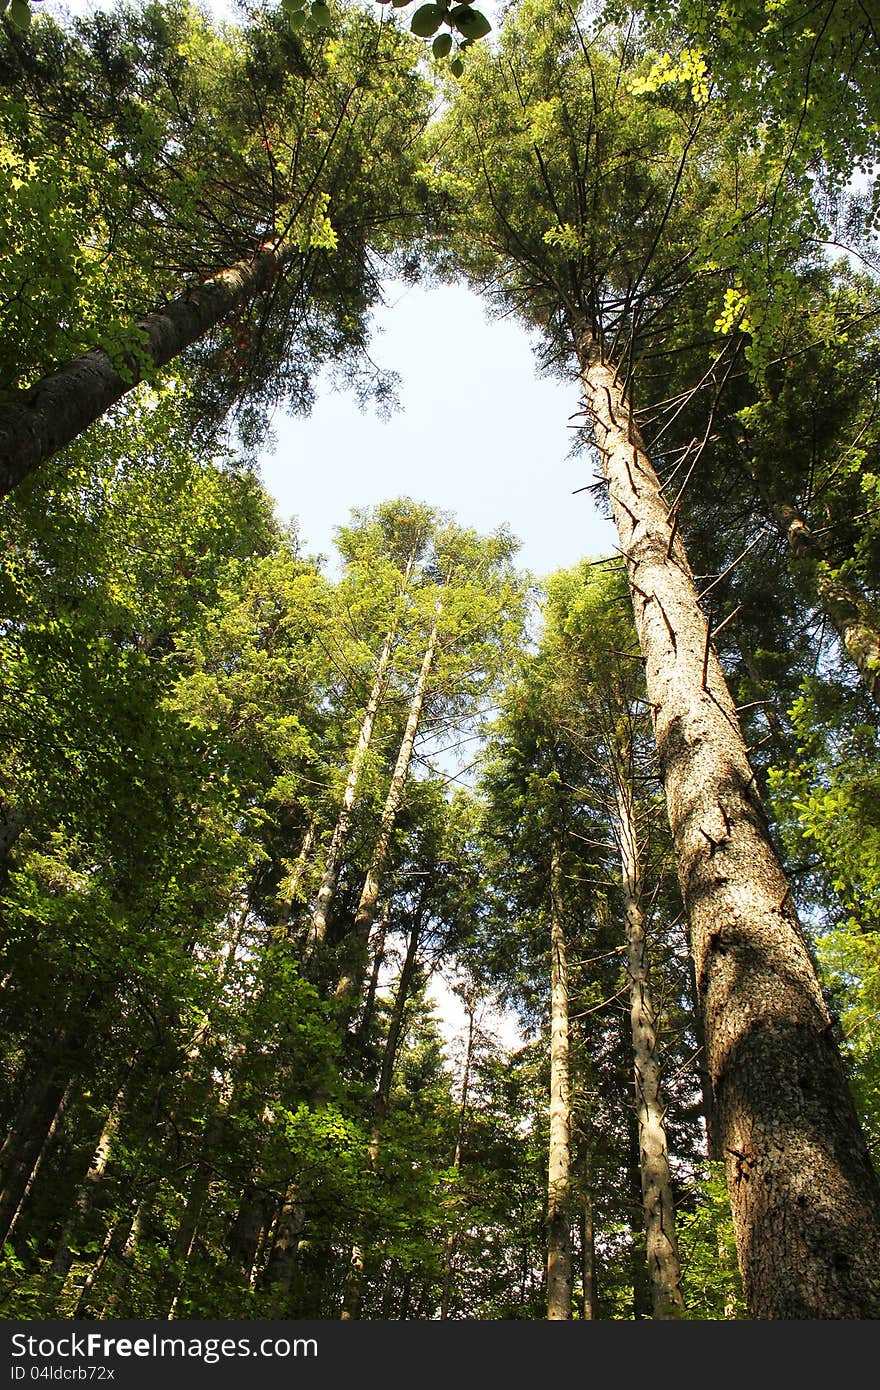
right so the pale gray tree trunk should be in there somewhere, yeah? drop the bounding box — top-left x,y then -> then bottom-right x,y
334,605 -> 442,1020
546,839 -> 573,1320
579,338 -> 880,1318
613,769 -> 684,1318
0,242 -> 292,496
307,548 -> 418,951
440,997 -> 476,1321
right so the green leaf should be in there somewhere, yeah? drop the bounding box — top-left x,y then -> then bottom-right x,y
310,1 -> 332,25
449,4 -> 490,40
432,32 -> 453,57
9,0 -> 31,29
449,56 -> 464,76
411,4 -> 444,37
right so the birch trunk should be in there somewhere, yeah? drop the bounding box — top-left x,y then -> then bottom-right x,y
580,338 -> 880,1318
0,242 -> 291,496
546,839 -> 572,1320
333,606 -> 442,1019
613,770 -> 684,1318
774,502 -> 880,707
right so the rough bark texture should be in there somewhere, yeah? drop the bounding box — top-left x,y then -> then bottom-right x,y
614,770 -> 684,1318
580,340 -> 880,1318
334,607 -> 441,1017
546,840 -> 573,1320
0,243 -> 289,496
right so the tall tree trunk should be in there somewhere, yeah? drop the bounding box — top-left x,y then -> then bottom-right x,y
45,1066 -> 135,1311
773,502 -> 880,707
307,551 -> 417,952
546,838 -> 572,1320
613,768 -> 684,1318
580,1186 -> 599,1320
353,914 -> 388,1045
0,241 -> 291,496
579,338 -> 880,1318
440,998 -> 475,1321
340,912 -> 423,1320
0,1078 -> 70,1245
334,606 -> 442,1020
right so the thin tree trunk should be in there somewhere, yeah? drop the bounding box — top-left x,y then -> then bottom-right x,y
45,1067 -> 135,1311
774,503 -> 879,707
334,605 -> 442,1019
580,1188 -> 599,1320
354,914 -> 388,1045
0,241 -> 291,496
0,1079 -> 70,1244
340,913 -> 423,1320
580,338 -> 880,1318
613,769 -> 684,1318
307,556 -> 415,952
546,838 -> 572,1320
440,998 -> 475,1321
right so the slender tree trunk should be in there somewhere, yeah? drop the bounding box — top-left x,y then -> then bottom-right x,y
546,839 -> 572,1320
0,1079 -> 70,1244
774,503 -> 879,707
334,606 -> 442,1019
164,1110 -> 227,1318
354,914 -> 388,1045
45,1067 -> 135,1311
340,914 -> 423,1320
308,552 -> 417,952
613,769 -> 684,1318
440,999 -> 475,1321
579,338 -> 880,1318
0,241 -> 291,496
580,1188 -> 599,1320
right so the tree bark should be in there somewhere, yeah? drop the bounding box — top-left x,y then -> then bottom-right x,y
0,242 -> 291,496
333,605 -> 442,1020
440,997 -> 475,1321
579,338 -> 880,1318
0,1078 -> 70,1245
546,838 -> 572,1320
340,911 -> 423,1320
613,768 -> 684,1318
580,1188 -> 599,1320
307,587 -> 408,953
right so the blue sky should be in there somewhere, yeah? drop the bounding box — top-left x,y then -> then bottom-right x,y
50,0 -> 615,581
265,279 -> 614,577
